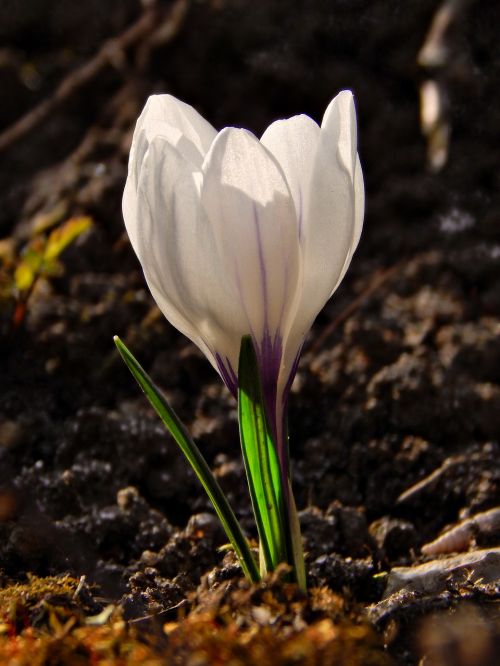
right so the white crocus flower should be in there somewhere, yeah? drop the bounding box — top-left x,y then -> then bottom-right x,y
123,92 -> 364,454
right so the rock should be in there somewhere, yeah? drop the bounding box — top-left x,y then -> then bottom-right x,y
383,548 -> 500,598
185,512 -> 225,543
421,506 -> 500,556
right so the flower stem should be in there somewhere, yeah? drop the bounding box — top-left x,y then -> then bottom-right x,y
238,336 -> 286,574
238,335 -> 306,589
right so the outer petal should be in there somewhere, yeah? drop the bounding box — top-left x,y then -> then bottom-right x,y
301,90 -> 357,305
123,95 -> 217,256
123,120 -> 206,254
136,136 -> 249,382
200,127 -> 300,348
352,153 -> 365,252
278,92 -> 362,397
134,95 -> 216,165
260,115 -> 320,236
329,152 -> 365,295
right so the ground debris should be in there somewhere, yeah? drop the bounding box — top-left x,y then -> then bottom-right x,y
0,572 -> 393,665
162,571 -> 392,666
0,573 -> 167,665
383,548 -> 500,598
366,556 -> 500,666
367,549 -> 500,628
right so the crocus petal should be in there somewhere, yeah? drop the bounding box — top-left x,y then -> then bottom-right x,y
260,115 -> 321,234
352,153 -> 365,252
323,90 -> 357,179
277,92 -> 362,398
135,95 -> 216,163
123,95 -> 216,256
200,128 -> 300,353
123,120 -> 207,255
329,153 -> 365,294
294,91 -> 358,322
136,136 -> 250,381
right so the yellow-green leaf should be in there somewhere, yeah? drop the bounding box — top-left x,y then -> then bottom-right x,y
14,261 -> 36,291
41,258 -> 63,278
44,216 -> 92,262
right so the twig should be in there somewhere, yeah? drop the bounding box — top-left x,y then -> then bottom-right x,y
396,455 -> 465,505
309,262 -> 401,354
0,0 -> 187,153
128,599 -> 189,624
73,575 -> 87,599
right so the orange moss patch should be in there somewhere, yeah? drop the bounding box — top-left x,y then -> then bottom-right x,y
165,614 -> 390,666
0,574 -> 164,665
162,572 -> 392,666
0,622 -> 164,666
0,574 -> 392,665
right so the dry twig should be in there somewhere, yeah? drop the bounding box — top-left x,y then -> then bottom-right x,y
0,0 -> 188,153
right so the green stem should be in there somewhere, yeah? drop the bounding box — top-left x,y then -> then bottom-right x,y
238,335 -> 288,575
238,335 -> 306,589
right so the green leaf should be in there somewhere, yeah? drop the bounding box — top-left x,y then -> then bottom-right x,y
238,335 -> 286,575
283,476 -> 307,591
113,336 -> 259,583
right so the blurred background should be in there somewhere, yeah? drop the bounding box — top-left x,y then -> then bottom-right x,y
0,2 -> 498,664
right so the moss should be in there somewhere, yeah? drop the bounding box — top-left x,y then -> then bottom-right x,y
165,614 -> 391,666
0,574 -> 165,665
0,621 -> 165,665
0,574 -> 392,665
161,570 -> 393,665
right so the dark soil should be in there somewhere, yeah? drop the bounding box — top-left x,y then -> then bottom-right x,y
0,1 -> 499,664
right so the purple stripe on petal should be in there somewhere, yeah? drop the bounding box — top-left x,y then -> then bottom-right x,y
226,356 -> 238,390
254,329 -> 283,442
215,352 -> 238,398
282,347 -> 302,412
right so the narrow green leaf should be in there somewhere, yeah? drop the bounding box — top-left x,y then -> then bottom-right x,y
280,418 -> 306,590
238,335 -> 286,574
283,478 -> 306,590
113,336 -> 259,583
